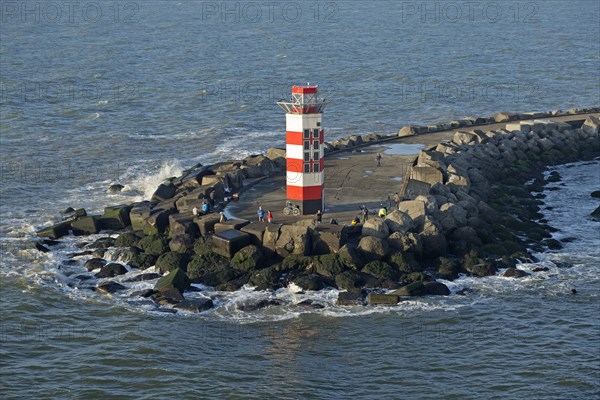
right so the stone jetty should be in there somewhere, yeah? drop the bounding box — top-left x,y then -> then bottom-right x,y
36,108 -> 600,311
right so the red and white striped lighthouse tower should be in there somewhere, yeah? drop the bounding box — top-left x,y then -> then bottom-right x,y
277,85 -> 329,215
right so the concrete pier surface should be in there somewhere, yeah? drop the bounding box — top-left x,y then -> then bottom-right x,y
227,113 -> 598,225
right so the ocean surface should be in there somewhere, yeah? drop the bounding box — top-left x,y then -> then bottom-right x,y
1,1 -> 599,398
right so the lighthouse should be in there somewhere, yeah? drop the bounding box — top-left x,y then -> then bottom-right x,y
277,85 -> 329,215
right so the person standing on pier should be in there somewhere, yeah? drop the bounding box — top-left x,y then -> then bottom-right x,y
257,206 -> 265,222
267,210 -> 273,223
376,152 -> 382,167
362,205 -> 369,222
316,210 -> 322,223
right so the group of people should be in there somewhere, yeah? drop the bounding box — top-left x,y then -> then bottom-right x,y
257,206 -> 273,223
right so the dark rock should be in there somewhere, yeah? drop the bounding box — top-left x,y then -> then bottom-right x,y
34,241 -> 50,253
292,274 -> 329,291
169,234 -> 196,253
296,299 -> 325,309
393,281 -> 426,296
403,272 -> 434,283
84,258 -> 107,271
336,290 -> 366,306
97,281 -> 127,293
108,184 -> 125,193
37,221 -> 70,239
455,288 -> 470,296
115,232 -> 141,248
591,190 -> 600,199
367,293 -> 399,305
237,299 -> 279,312
97,205 -> 132,230
127,253 -> 157,270
67,250 -> 93,258
465,262 -> 498,277
278,255 -> 312,272
249,267 -> 281,291
87,237 -> 116,250
95,263 -> 128,278
155,252 -> 190,274
532,266 -> 550,272
503,268 -> 531,278
543,238 -> 563,250
152,288 -> 185,305
130,289 -> 157,298
41,239 -> 61,246
123,273 -> 161,282
154,268 -> 191,293
362,261 -> 399,281
174,298 -> 214,312
437,257 -> 461,280
388,252 -> 421,273
231,245 -> 266,272
71,216 -> 99,235
314,254 -> 346,278
186,252 -> 231,283
551,261 -> 574,269
424,281 -> 450,295
338,244 -> 365,269
137,234 -> 170,256
335,270 -> 365,290
151,183 -> 177,203
591,206 -> 600,222
357,236 -> 390,263
546,171 -> 561,183
212,229 -> 252,258
111,247 -> 141,265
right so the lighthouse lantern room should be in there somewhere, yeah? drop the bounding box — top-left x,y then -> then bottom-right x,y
277,85 -> 329,215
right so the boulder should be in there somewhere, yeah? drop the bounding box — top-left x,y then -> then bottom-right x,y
169,234 -> 196,253
123,273 -> 161,282
310,224 -> 347,254
266,147 -> 286,160
136,234 -> 170,256
292,274 -> 329,291
248,267 -> 281,291
212,229 -> 252,258
194,213 -> 221,236
241,155 -> 276,178
313,254 -> 346,278
262,223 -> 282,252
152,288 -> 185,305
334,270 -> 365,290
419,216 -> 447,258
410,166 -> 444,185
465,262 -> 498,277
187,256 -> 238,286
97,281 -> 127,294
362,261 -> 399,281
367,293 -> 399,305
240,222 -> 267,246
129,202 -> 152,232
214,219 -> 250,234
155,252 -> 190,274
84,258 -> 106,271
174,298 -> 214,313
384,210 -> 413,233
361,219 -> 389,239
127,253 -> 158,270
358,236 -> 390,262
392,281 -> 426,296
437,203 -> 468,231
151,183 -> 177,203
231,245 -> 266,272
168,213 -> 198,238
453,131 -> 477,145
581,115 -> 600,136
95,263 -> 128,278
397,200 -> 427,230
115,232 -> 141,248
337,290 -> 366,306
275,225 -> 311,257
338,244 -> 365,269
143,208 -> 176,235
37,221 -> 70,240
108,184 -> 124,193
493,112 -> 516,123
503,268 -> 531,278
111,246 -> 141,265
71,216 -> 99,235
422,281 -> 450,296
154,267 -> 191,293
97,205 -> 132,230
387,232 -> 422,254
398,125 -> 425,137
388,252 -> 421,273
592,205 -> 600,222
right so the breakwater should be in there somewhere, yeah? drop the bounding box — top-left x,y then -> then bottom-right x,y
35,110 -> 600,311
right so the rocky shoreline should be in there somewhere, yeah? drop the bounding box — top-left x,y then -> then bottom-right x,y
35,110 -> 600,312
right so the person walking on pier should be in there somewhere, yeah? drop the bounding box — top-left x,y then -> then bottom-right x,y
257,206 -> 265,222
267,210 -> 273,223
393,192 -> 400,206
316,210 -> 322,223
361,205 -> 369,222
209,190 -> 216,207
376,152 -> 382,167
